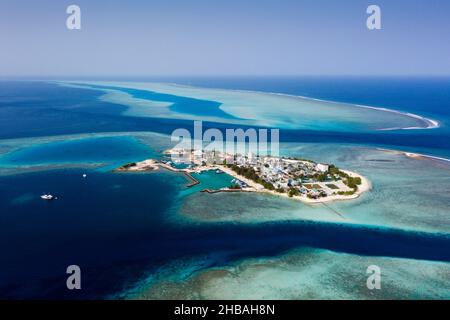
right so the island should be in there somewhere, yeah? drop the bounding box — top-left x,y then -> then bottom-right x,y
115,148 -> 371,204
115,159 -> 159,171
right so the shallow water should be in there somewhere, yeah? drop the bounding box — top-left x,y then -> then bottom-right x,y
0,79 -> 449,299
0,136 -> 154,167
1,166 -> 449,299
137,247 -> 450,300
67,81 -> 434,132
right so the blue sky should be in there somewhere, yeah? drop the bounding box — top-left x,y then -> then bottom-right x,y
1,0 -> 450,77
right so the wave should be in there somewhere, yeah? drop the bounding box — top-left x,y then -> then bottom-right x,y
249,92 -> 440,131
163,82 -> 441,131
376,147 -> 450,163
405,152 -> 450,163
359,107 -> 440,130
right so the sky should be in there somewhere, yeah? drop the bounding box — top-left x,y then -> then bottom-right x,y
1,0 -> 450,77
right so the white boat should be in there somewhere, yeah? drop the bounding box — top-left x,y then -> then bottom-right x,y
40,194 -> 56,200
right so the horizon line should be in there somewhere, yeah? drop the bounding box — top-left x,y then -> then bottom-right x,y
2,74 -> 450,80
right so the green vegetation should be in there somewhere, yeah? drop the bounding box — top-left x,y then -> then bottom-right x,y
312,172 -> 328,182
338,190 -> 356,196
328,165 -> 361,191
276,188 -> 285,193
227,164 -> 275,190
304,184 -> 322,190
122,162 -> 136,169
224,161 -> 363,199
328,165 -> 341,176
344,176 -> 362,190
288,187 -> 300,197
262,181 -> 275,190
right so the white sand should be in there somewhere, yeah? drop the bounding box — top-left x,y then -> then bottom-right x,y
218,165 -> 371,204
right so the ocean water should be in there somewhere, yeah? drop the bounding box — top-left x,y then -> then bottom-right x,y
0,168 -> 184,298
147,76 -> 450,156
1,167 -> 449,299
83,84 -> 238,120
0,136 -> 155,167
0,78 -> 449,299
165,76 -> 450,124
67,81 -> 436,132
141,247 -> 450,300
2,79 -> 450,155
0,81 -> 192,139
180,143 -> 450,233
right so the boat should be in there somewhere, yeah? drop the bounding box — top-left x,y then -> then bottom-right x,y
216,169 -> 224,174
40,194 -> 56,200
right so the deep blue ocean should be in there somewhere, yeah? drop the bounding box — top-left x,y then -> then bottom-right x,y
0,77 -> 449,299
2,78 -> 450,156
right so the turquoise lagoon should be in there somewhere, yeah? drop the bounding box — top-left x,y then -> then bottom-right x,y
2,132 -> 449,235
62,81 -> 437,133
180,142 -> 450,234
0,136 -> 153,167
135,247 -> 450,300
0,79 -> 449,299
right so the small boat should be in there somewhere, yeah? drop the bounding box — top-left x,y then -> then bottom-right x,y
40,194 -> 56,200
216,169 -> 224,174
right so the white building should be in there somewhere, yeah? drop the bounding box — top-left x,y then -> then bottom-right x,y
315,163 -> 329,173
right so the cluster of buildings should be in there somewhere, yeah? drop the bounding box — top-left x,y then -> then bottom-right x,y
168,148 -> 354,199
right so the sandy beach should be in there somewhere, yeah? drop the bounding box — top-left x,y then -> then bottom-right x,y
115,159 -> 159,172
115,155 -> 371,205
217,164 -> 371,204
